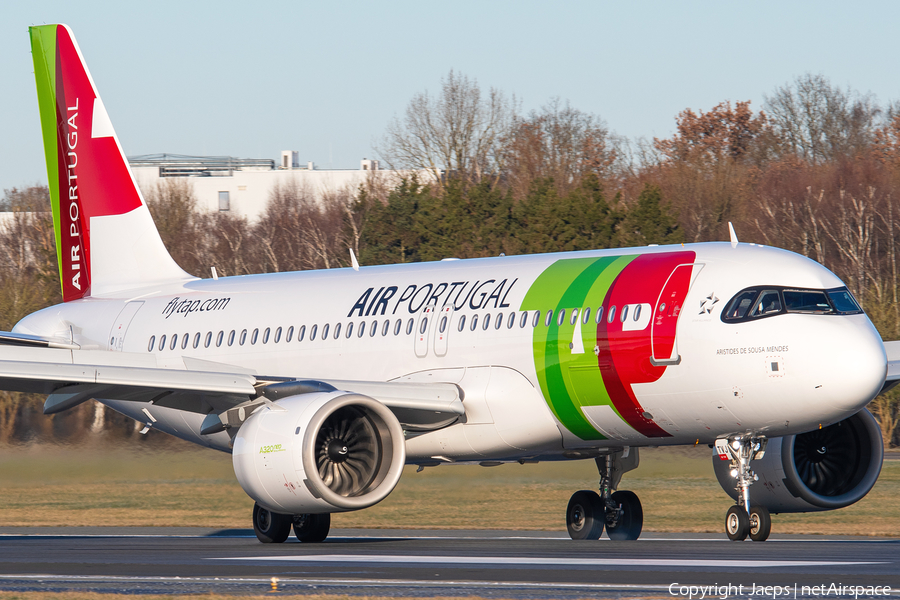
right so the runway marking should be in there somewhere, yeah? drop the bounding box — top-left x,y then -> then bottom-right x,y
0,574 -> 674,592
215,554 -> 884,568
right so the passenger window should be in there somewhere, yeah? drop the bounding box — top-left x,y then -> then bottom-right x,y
582,307 -> 591,324
216,331 -> 224,347
263,328 -> 271,344
633,305 -> 642,321
471,314 -> 479,331
370,321 -> 377,337
595,306 -> 604,324
544,309 -> 553,327
170,334 -> 178,351
274,327 -> 282,343
334,323 -> 342,339
419,318 -> 428,335
148,336 -> 155,352
228,330 -> 235,346
532,310 -> 541,327
483,314 -> 491,330
406,318 -> 414,335
358,321 -> 366,337
286,326 -> 294,342
382,320 -> 390,336
458,315 -> 467,332
570,308 -> 579,325
394,319 -> 402,335
194,332 -> 201,348
507,312 -> 515,329
750,291 -> 782,317
322,324 -> 330,339
557,309 -> 566,326
440,316 -> 448,333
520,312 -> 528,328
620,305 -> 629,323
310,325 -> 318,341
251,328 -> 259,344
346,322 -> 354,338
181,334 -> 189,350
158,335 -> 166,351
204,332 -> 212,348
240,329 -> 247,345
607,306 -> 616,323
298,325 -> 306,341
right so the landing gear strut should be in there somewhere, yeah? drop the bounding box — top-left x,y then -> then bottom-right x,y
716,436 -> 771,542
565,448 -> 643,541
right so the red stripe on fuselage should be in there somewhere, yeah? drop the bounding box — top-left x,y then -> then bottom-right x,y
595,252 -> 696,437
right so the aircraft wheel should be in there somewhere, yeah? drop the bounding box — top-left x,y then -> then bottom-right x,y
725,506 -> 750,541
252,503 -> 292,543
566,490 -> 604,540
293,513 -> 331,543
748,506 -> 771,542
606,490 -> 643,541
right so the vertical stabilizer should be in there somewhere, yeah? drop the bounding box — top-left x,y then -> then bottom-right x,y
30,24 -> 193,301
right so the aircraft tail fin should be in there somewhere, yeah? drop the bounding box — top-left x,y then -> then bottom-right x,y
30,24 -> 192,302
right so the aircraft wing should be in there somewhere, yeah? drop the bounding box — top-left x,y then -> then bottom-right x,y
882,340 -> 900,394
0,345 -> 463,432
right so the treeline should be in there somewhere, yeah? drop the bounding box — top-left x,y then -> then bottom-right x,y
1,70 -> 900,446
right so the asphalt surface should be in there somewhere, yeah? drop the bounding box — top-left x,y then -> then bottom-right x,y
0,528 -> 896,599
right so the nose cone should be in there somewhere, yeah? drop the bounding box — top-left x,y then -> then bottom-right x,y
817,315 -> 886,417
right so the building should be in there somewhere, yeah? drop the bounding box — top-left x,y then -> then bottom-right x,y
128,153 -> 422,222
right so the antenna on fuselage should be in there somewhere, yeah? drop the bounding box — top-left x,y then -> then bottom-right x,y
728,222 -> 739,248
350,248 -> 360,271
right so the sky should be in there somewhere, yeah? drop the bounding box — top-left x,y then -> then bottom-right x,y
2,0 -> 899,192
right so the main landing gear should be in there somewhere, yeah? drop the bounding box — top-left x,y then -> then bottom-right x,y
252,503 -> 331,543
716,436 -> 771,542
566,448 -> 643,541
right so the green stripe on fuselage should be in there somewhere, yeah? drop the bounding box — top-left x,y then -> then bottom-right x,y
521,255 -> 636,440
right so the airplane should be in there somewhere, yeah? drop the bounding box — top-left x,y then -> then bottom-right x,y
3,23 -> 896,544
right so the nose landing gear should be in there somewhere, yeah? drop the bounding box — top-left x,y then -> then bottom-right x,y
716,436 -> 771,541
565,448 -> 643,541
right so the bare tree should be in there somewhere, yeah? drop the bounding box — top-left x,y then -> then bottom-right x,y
764,73 -> 880,162
378,70 -> 516,188
501,99 -> 616,201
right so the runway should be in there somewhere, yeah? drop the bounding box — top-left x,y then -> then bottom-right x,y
0,528 -> 896,598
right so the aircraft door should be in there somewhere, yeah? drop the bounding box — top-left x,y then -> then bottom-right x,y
108,301 -> 144,351
650,264 -> 703,366
414,305 -> 436,358
433,305 -> 453,357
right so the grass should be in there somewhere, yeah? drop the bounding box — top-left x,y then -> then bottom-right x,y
0,442 -> 897,535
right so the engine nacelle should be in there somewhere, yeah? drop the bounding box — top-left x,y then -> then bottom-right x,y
713,409 -> 883,513
232,391 -> 405,515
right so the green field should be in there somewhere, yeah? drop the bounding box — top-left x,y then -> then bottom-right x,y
0,442 -> 897,535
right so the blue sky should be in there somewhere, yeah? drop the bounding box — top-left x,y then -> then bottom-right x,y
2,0 -> 898,192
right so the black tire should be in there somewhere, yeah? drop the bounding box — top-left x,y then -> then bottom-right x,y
606,490 -> 643,541
293,513 -> 331,543
566,490 -> 604,540
252,503 -> 292,543
725,505 -> 750,541
749,506 -> 771,542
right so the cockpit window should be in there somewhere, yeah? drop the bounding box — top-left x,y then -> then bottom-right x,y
783,289 -> 830,313
827,288 -> 863,314
749,290 -> 782,317
722,285 -> 863,323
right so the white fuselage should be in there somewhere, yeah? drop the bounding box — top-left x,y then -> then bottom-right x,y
14,242 -> 887,462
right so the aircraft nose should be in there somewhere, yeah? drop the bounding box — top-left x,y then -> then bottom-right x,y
818,315 -> 886,416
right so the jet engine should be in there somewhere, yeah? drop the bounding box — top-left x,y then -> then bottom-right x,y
232,391 -> 405,515
713,409 -> 883,513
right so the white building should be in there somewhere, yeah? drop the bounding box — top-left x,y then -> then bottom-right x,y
129,153 -> 424,222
